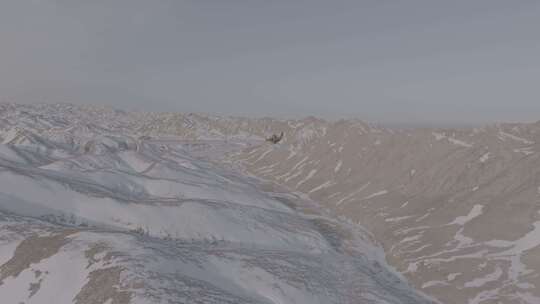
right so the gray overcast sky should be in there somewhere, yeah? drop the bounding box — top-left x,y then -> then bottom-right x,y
1,1 -> 539,123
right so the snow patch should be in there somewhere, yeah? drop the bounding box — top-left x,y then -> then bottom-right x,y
334,160 -> 343,173
479,152 -> 490,163
362,190 -> 388,200
449,204 -> 484,226
448,137 -> 473,148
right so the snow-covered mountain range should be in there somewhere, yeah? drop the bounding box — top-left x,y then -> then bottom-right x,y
1,102 -> 539,303
0,103 -> 434,303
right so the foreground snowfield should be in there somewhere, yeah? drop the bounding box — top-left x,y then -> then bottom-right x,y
0,104 -> 433,303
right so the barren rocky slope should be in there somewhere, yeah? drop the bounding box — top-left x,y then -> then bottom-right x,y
0,103 -> 433,304
229,118 -> 540,304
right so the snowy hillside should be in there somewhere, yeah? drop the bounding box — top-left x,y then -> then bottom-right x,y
0,103 -> 433,304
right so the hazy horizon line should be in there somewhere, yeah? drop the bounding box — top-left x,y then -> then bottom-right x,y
2,101 -> 538,129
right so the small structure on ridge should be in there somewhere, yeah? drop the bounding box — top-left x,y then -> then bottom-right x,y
266,132 -> 284,144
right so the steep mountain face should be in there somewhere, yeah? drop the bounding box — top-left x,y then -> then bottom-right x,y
0,103 -> 433,304
230,119 -> 540,304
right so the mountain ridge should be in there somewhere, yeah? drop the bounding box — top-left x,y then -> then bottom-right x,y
2,102 -> 540,303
